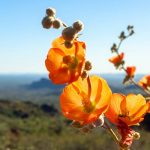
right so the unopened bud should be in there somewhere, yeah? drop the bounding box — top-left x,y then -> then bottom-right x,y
62,27 -> 77,41
111,43 -> 117,52
53,19 -> 62,29
42,16 -> 54,29
81,71 -> 88,79
85,61 -> 92,71
129,30 -> 134,36
127,25 -> 134,31
46,8 -> 56,17
119,31 -> 126,40
64,41 -> 73,49
133,132 -> 140,140
73,20 -> 84,32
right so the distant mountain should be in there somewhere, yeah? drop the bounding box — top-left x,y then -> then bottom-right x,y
25,78 -> 64,90
110,84 -> 146,96
0,74 -> 147,103
24,75 -> 146,96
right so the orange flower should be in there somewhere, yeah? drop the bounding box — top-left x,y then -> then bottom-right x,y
147,101 -> 150,113
60,75 -> 112,125
45,37 -> 86,84
105,93 -> 149,126
126,66 -> 136,77
109,52 -> 124,65
138,75 -> 150,90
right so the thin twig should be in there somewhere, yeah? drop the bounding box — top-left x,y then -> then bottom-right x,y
116,35 -> 130,52
104,122 -> 119,146
62,22 -> 67,28
130,78 -> 150,96
114,33 -> 150,97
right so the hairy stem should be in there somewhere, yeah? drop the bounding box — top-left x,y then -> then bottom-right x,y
104,122 -> 120,148
62,22 -> 67,28
114,36 -> 150,97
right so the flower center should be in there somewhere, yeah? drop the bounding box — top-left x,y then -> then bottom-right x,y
118,111 -> 130,119
63,55 -> 78,69
81,92 -> 95,113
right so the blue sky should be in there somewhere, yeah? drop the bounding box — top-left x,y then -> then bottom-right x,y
0,0 -> 150,74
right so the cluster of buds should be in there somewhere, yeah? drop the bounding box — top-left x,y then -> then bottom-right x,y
111,25 -> 135,53
42,8 -> 62,29
62,20 -> 84,48
42,8 -> 84,49
118,25 -> 134,41
44,7 -> 91,84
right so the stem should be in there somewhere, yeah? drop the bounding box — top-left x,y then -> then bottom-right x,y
121,64 -> 150,96
116,35 -> 130,52
54,15 -> 67,28
121,63 -> 150,96
104,122 -> 119,147
130,78 -> 150,96
116,40 -> 123,52
114,35 -> 150,97
62,22 -> 67,28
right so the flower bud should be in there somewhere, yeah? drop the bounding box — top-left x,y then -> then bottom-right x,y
127,25 -> 134,31
46,8 -> 56,17
84,61 -> 92,71
73,20 -> 84,32
64,41 -> 73,49
133,132 -> 140,140
111,43 -> 117,52
42,16 -> 54,29
119,31 -> 126,40
129,30 -> 134,36
62,27 -> 77,41
81,71 -> 88,79
53,19 -> 62,29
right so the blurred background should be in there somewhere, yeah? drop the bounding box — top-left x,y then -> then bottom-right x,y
0,0 -> 150,149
